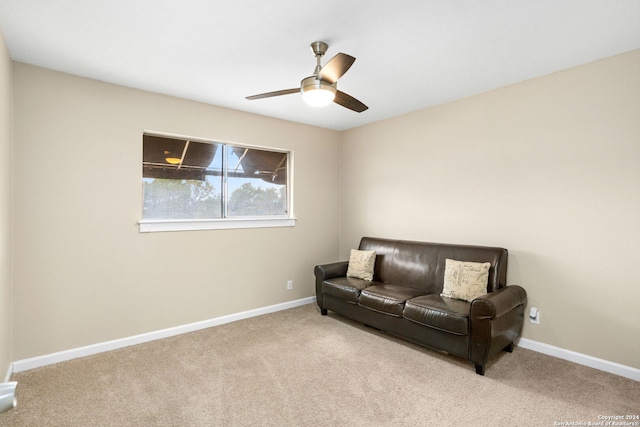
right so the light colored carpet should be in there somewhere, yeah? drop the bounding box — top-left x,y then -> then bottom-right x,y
2,303 -> 639,426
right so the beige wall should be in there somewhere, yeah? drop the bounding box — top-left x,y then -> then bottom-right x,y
340,49 -> 640,369
0,32 -> 12,375
12,63 -> 341,360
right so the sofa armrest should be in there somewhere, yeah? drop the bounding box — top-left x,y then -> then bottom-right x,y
471,285 -> 527,320
469,285 -> 527,374
314,261 -> 349,311
314,261 -> 349,281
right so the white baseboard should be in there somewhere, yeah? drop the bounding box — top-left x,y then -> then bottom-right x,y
8,300 -> 638,383
10,297 -> 316,375
517,338 -> 640,382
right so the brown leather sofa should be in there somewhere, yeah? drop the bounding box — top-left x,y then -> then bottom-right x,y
314,237 -> 527,375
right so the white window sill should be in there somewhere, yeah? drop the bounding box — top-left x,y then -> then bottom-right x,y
138,217 -> 296,233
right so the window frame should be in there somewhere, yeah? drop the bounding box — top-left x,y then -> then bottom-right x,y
138,131 -> 295,233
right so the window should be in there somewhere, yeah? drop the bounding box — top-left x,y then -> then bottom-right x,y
139,133 -> 294,232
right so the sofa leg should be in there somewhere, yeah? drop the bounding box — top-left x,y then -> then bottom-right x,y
320,308 -> 328,316
474,363 -> 485,376
504,343 -> 514,353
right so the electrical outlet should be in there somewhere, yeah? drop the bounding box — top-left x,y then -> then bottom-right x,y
529,307 -> 540,324
287,280 -> 293,290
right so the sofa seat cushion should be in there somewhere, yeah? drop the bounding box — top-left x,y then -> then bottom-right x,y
322,277 -> 375,303
359,285 -> 426,317
404,295 -> 470,336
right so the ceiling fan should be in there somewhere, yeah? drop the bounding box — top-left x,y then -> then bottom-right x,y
246,41 -> 368,113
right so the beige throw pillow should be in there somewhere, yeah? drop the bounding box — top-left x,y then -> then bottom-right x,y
346,249 -> 376,281
441,259 -> 491,302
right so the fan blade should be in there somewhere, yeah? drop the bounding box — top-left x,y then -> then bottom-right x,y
318,53 -> 355,84
246,88 -> 299,100
334,90 -> 368,113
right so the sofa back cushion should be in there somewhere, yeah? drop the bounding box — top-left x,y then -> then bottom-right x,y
358,237 -> 507,295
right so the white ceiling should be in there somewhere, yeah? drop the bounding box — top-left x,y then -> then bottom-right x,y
1,0 -> 639,131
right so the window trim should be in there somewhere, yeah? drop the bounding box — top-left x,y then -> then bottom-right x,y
139,131 -> 295,233
138,217 -> 296,233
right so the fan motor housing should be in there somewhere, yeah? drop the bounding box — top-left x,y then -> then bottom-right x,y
300,76 -> 337,94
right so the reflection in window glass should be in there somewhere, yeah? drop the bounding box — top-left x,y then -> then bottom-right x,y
142,134 -> 289,220
227,146 -> 287,217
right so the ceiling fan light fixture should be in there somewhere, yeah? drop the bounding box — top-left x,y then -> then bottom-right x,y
301,77 -> 336,108
246,42 -> 367,113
